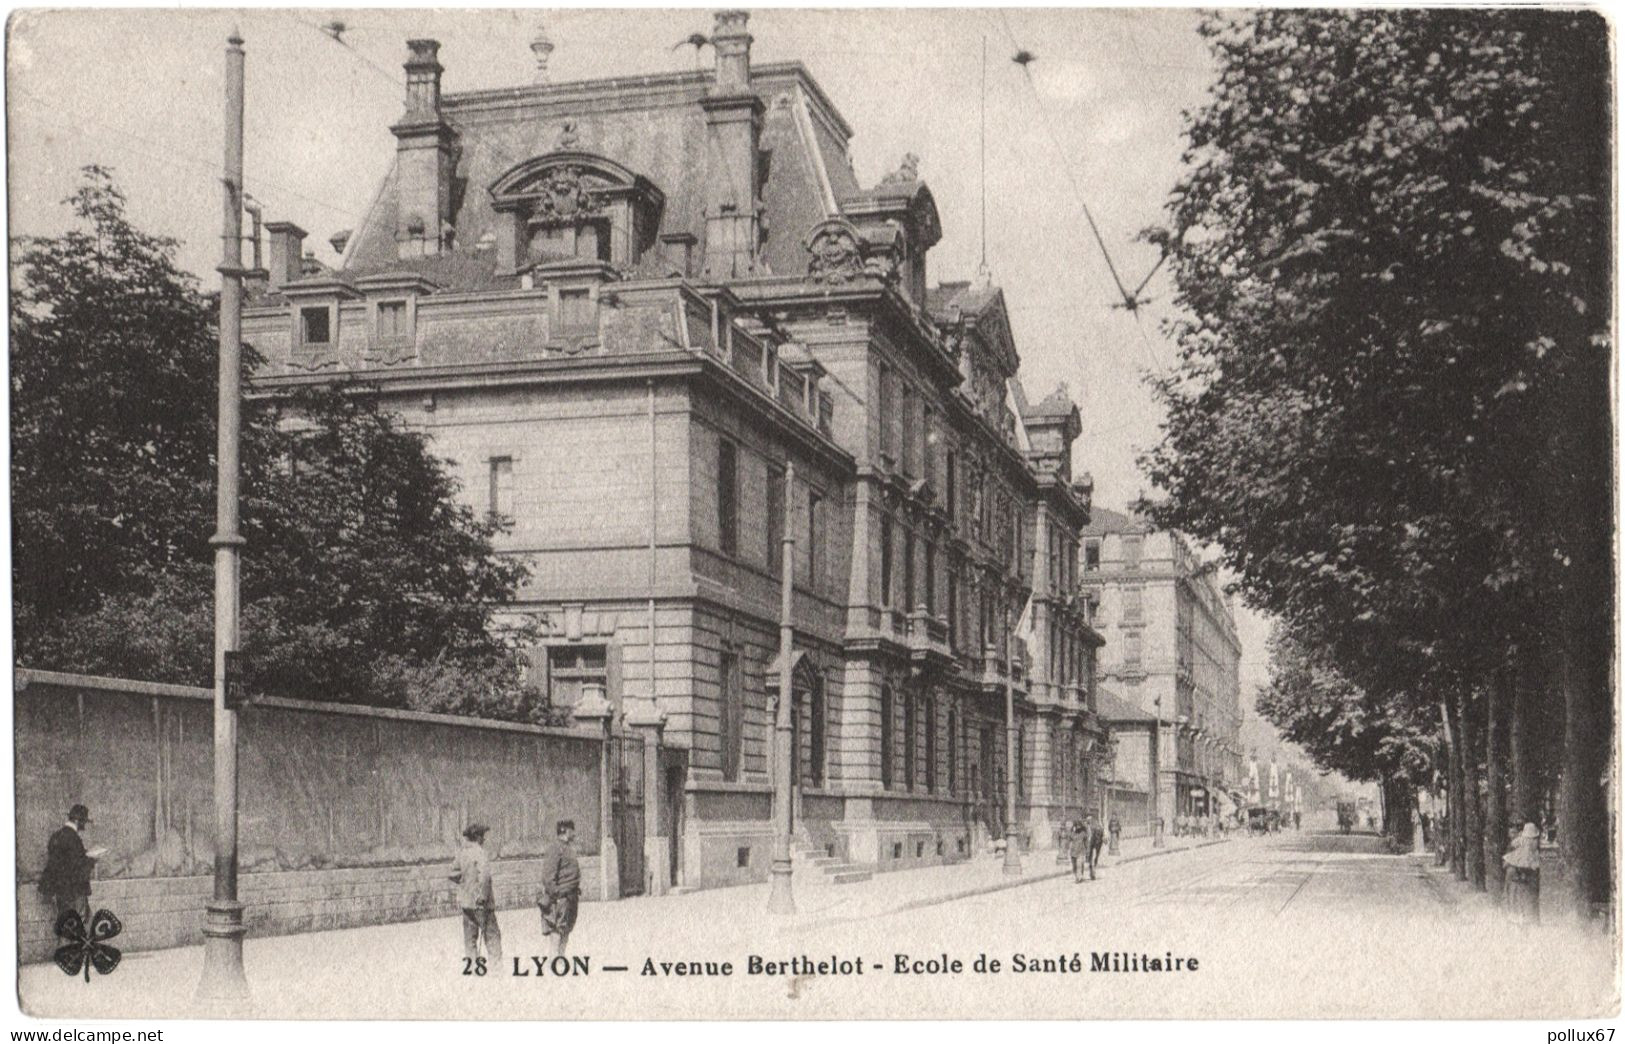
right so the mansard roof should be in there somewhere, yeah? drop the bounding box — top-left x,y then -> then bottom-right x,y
1082,505 -> 1152,537
342,62 -> 861,289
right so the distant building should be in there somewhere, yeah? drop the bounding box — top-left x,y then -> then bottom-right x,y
241,11 -> 1109,895
1081,508 -> 1243,822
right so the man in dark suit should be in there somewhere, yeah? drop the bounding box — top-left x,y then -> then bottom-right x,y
538,819 -> 581,956
1084,814 -> 1105,880
41,804 -> 97,922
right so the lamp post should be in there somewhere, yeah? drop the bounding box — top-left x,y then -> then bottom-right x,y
1003,601 -> 1022,876
767,463 -> 797,913
196,26 -> 251,1011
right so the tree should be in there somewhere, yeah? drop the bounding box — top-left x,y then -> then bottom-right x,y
1141,11 -> 1611,914
13,169 -> 555,723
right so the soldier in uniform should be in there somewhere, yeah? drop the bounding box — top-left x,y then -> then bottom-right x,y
1084,814 -> 1105,880
538,819 -> 581,956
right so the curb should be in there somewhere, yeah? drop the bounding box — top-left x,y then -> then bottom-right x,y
795,838 -> 1232,933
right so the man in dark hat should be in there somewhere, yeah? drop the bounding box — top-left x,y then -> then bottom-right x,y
41,804 -> 101,923
449,822 -> 501,966
538,819 -> 581,956
1084,814 -> 1105,880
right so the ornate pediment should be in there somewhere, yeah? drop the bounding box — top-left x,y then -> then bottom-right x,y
803,217 -> 904,286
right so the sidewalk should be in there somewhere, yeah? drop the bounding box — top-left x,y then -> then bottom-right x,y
18,833 -> 1231,1019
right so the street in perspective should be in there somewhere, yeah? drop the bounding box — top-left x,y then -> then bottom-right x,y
8,6 -> 1617,1027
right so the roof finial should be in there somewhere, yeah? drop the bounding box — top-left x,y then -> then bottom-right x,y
530,19 -> 555,83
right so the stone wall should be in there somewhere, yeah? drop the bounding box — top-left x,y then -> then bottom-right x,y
14,670 -> 607,963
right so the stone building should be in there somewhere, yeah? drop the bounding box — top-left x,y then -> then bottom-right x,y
242,11 -> 1108,894
1081,508 -> 1243,823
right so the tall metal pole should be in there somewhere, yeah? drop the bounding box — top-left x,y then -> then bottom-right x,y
1002,601 -> 1022,875
768,462 -> 797,913
197,26 -> 250,1009
1152,696 -> 1166,847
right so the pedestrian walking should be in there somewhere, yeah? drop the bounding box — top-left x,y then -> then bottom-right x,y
1107,813 -> 1122,856
450,822 -> 502,967
1084,814 -> 1105,880
538,819 -> 582,955
40,804 -> 102,925
1503,822 -> 1542,923
1067,820 -> 1089,882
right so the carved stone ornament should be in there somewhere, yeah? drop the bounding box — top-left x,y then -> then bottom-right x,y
805,221 -> 864,284
557,120 -> 580,149
530,165 -> 606,222
880,152 -> 921,186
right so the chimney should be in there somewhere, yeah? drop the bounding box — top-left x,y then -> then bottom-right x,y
700,10 -> 764,278
391,39 -> 458,257
242,195 -> 268,294
711,9 -> 752,91
265,221 -> 306,289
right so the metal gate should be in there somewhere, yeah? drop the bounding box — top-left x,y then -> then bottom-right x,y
612,732 -> 645,897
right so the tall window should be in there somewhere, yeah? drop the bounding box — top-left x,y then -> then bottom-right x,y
947,570 -> 959,651
1084,538 -> 1101,572
1122,534 -> 1144,569
904,531 -> 917,612
558,287 -> 597,332
719,649 -> 743,781
807,490 -> 822,588
1124,631 -> 1143,668
880,514 -> 894,608
808,673 -> 826,787
923,405 -> 936,487
488,456 -> 514,520
924,695 -> 937,793
1124,585 -> 1144,622
924,541 -> 937,615
945,451 -> 957,523
880,683 -> 895,788
766,465 -> 785,568
947,709 -> 958,794
903,687 -> 917,791
878,364 -> 895,465
900,386 -> 916,476
717,439 -> 738,556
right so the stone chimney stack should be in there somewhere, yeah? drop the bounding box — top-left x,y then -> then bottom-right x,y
711,9 -> 752,90
700,10 -> 764,279
391,39 -> 458,257
265,222 -> 306,290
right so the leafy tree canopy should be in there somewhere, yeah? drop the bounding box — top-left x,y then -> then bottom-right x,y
13,168 -> 552,722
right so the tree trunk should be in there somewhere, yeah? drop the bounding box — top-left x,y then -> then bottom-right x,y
1385,775 -> 1414,850
1456,688 -> 1486,890
1442,700 -> 1466,880
1559,630 -> 1611,923
1484,667 -> 1509,897
1510,647 -> 1542,833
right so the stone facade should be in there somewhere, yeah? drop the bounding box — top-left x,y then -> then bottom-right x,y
242,10 -> 1108,892
1081,509 -> 1244,823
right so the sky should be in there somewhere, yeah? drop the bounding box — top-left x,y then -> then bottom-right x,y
5,7 -> 1277,716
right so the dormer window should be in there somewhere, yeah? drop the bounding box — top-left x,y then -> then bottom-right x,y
376,300 -> 409,340
489,151 -> 665,275
300,306 -> 331,346
557,287 -> 596,333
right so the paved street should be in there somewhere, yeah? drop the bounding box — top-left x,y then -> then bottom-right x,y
20,830 -> 1615,1021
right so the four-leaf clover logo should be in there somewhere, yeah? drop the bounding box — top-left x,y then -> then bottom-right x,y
53,908 -> 122,982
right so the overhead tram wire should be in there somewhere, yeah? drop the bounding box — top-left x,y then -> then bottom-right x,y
993,10 -> 1173,379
